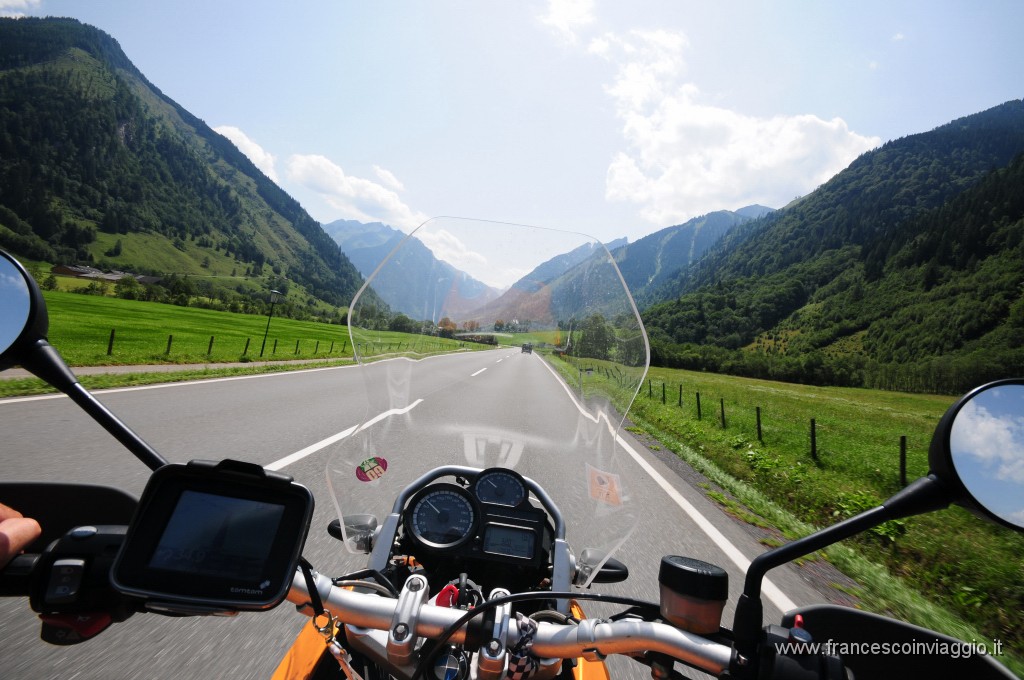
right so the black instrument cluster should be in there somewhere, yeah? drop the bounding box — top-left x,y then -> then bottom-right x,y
401,468 -> 551,570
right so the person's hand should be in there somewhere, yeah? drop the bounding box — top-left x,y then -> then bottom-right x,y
0,502 -> 41,568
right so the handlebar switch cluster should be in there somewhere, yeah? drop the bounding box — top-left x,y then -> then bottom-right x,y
27,525 -> 137,645
758,624 -> 850,680
43,558 -> 85,605
30,525 -> 131,615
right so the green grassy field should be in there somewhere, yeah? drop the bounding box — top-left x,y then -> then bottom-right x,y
549,354 -> 1023,672
503,329 -> 570,348
41,290 -> 353,365
35,291 -> 475,366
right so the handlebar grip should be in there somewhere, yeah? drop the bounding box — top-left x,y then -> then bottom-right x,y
0,553 -> 40,597
530,618 -> 732,676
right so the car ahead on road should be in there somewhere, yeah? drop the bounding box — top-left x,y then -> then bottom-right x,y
521,343 -> 533,354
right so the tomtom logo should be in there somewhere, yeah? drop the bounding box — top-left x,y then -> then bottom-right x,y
230,586 -> 266,595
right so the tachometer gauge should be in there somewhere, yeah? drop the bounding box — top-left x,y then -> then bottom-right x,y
473,469 -> 527,507
406,484 -> 478,549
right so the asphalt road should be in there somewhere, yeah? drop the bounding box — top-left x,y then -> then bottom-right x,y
0,349 -> 831,679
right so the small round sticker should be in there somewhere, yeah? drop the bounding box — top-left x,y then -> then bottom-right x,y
356,456 -> 388,482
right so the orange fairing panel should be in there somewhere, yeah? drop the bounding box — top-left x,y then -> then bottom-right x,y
570,601 -> 611,680
271,622 -> 331,680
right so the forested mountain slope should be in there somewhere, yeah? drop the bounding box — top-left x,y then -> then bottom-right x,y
614,208 -> 768,303
642,101 -> 1024,392
0,17 -> 363,311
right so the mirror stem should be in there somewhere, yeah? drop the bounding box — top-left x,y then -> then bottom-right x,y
731,475 -> 952,674
23,339 -> 168,471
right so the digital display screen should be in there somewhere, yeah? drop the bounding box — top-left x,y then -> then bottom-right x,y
483,524 -> 535,559
149,490 -> 286,582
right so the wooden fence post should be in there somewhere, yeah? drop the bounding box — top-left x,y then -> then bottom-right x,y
165,334 -> 173,355
678,384 -> 683,407
107,328 -> 115,356
272,338 -> 278,354
314,340 -> 320,354
662,382 -> 666,404
207,336 -> 214,355
294,339 -> 300,355
756,407 -> 763,442
243,338 -> 250,355
900,436 -> 908,487
720,398 -> 727,429
810,419 -> 818,461
696,392 -> 702,420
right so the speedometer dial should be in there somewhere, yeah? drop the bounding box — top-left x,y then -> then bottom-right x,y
473,469 -> 527,507
407,485 -> 477,549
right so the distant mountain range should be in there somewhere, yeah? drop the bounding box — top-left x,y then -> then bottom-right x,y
326,206 -> 771,326
322,219 -> 502,320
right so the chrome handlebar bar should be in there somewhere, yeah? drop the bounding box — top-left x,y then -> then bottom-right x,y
286,569 -> 733,677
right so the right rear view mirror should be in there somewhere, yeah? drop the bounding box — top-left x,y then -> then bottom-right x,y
929,379 -> 1024,531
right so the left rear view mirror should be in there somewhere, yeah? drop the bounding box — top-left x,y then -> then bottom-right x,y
0,249 -> 48,367
0,250 -> 167,470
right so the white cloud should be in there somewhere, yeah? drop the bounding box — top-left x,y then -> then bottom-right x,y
0,0 -> 39,17
891,33 -> 905,42
373,165 -> 405,192
214,126 -> 279,183
538,0 -> 594,45
286,154 -> 428,231
592,29 -> 880,224
951,400 -> 1024,484
417,228 -> 488,271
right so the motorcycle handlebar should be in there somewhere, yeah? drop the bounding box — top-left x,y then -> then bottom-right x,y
286,569 -> 734,677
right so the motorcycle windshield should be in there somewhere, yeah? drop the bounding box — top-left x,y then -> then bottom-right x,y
328,218 -> 649,588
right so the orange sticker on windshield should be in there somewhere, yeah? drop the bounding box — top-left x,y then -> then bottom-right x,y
587,465 -> 622,506
356,456 -> 388,482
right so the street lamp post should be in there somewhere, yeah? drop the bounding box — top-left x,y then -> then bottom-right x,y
260,289 -> 282,357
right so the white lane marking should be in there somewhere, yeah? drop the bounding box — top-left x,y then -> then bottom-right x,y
614,429 -> 798,613
0,350 -> 478,406
265,426 -> 357,472
265,398 -> 424,471
534,357 -> 797,614
0,364 -> 356,405
471,368 -> 487,377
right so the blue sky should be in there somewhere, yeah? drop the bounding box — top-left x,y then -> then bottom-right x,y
6,0 -> 1024,249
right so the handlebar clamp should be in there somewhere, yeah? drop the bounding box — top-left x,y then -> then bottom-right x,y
387,574 -> 430,665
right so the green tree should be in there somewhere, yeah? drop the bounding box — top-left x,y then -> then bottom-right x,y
575,313 -> 613,360
388,313 -> 416,334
